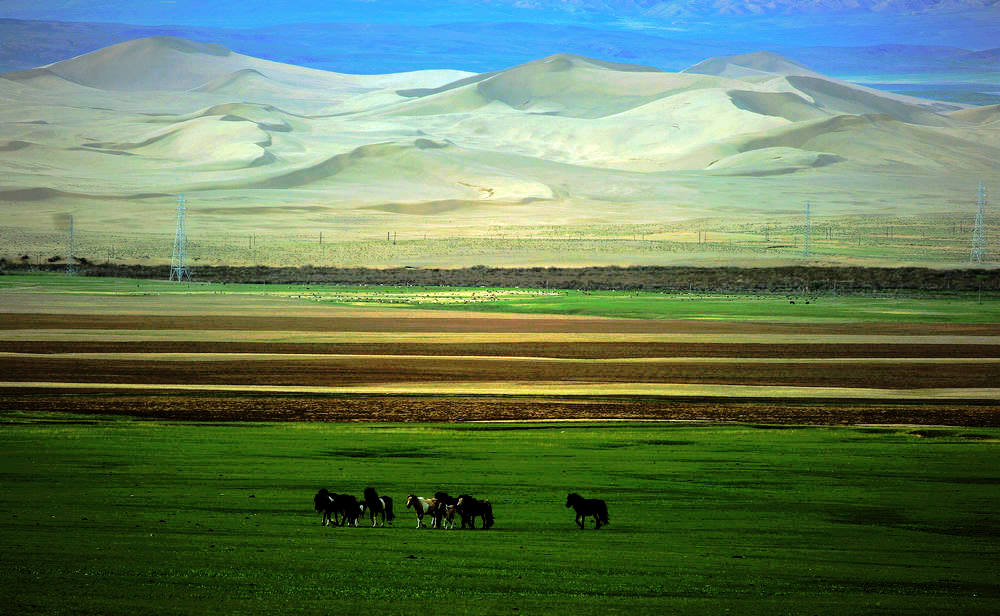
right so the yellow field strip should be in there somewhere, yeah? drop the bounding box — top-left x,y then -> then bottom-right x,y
2,330 -> 999,345
2,352 -> 1000,364
2,381 -> 998,400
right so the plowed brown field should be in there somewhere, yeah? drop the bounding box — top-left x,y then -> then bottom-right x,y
2,299 -> 998,425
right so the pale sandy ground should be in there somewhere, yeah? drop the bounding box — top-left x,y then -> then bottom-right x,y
2,380 -> 996,400
1,39 -> 998,266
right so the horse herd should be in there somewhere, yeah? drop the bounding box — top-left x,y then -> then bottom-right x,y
314,488 -> 609,530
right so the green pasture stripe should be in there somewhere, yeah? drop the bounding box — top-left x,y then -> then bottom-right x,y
2,273 -> 998,324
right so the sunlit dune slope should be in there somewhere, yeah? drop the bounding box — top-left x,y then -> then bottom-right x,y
0,37 -> 996,239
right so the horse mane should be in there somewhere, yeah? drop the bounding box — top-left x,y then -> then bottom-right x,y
363,487 -> 378,504
314,489 -> 334,511
435,492 -> 459,505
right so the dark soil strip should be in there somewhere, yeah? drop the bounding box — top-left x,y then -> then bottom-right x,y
1,356 -> 998,389
2,392 -> 998,426
3,341 -> 1000,359
2,313 -> 999,336
8,262 -> 1000,293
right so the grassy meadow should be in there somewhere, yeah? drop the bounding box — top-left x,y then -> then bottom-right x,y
2,272 -> 999,323
0,415 -> 997,615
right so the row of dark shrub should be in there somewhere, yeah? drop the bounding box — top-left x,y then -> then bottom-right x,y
3,261 -> 998,294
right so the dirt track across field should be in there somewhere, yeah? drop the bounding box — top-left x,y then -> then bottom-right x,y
2,301 -> 998,426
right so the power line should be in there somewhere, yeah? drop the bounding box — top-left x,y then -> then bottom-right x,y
803,201 -> 811,257
66,215 -> 76,276
971,182 -> 987,264
169,194 -> 191,282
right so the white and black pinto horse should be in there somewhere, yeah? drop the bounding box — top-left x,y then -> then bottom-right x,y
405,494 -> 441,529
566,492 -> 609,530
313,489 -> 362,527
361,487 -> 394,527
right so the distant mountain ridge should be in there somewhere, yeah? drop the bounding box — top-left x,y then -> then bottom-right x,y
558,0 -> 1000,16
1,18 -> 998,79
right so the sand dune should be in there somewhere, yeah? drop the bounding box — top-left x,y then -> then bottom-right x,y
949,104 -> 1000,125
782,76 -> 954,126
227,139 -> 554,204
1,67 -> 104,93
0,37 -> 997,248
688,51 -> 966,120
720,113 -> 1000,172
685,50 -> 825,79
86,117 -> 275,170
707,147 -> 845,176
393,54 -> 733,119
29,36 -> 473,99
725,89 -> 831,122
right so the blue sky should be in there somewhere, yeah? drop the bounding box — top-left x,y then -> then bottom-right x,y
1,1 -> 997,28
1,1 -> 998,50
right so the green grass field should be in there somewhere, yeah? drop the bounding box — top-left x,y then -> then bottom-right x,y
1,414 -> 997,615
3,272 -> 999,323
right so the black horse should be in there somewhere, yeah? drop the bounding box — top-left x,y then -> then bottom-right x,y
314,489 -> 362,527
361,487 -> 394,527
456,494 -> 494,529
336,493 -> 362,527
566,493 -> 609,529
314,489 -> 339,526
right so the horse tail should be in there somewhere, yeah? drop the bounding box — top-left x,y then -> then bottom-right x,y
484,501 -> 494,529
600,501 -> 609,525
383,496 -> 395,521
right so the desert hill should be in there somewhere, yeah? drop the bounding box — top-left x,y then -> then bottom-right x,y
949,104 -> 1000,125
685,50 -> 824,79
0,37 -> 997,247
26,36 -> 473,102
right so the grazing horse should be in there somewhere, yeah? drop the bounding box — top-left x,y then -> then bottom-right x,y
456,494 -> 494,529
335,493 -> 362,527
361,487 -> 394,528
434,492 -> 462,529
314,490 -> 362,527
314,489 -> 339,526
405,494 -> 440,529
439,504 -> 457,530
566,493 -> 609,530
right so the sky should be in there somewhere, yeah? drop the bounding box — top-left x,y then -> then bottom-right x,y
1,0 -> 997,30
0,0 -> 997,51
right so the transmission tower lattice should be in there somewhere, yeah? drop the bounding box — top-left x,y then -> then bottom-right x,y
971,182 -> 987,264
66,214 -> 76,276
169,195 -> 191,282
803,201 -> 811,257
